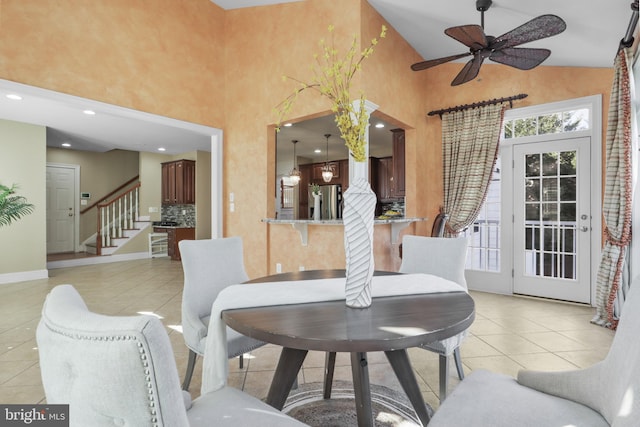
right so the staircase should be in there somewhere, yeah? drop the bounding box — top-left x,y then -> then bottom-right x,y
85,184 -> 148,256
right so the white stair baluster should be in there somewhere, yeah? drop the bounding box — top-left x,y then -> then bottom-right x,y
111,203 -> 116,243
128,190 -> 133,229
134,188 -> 139,226
101,206 -> 107,248
118,198 -> 122,237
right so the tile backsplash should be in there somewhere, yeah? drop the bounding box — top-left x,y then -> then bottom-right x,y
161,204 -> 196,227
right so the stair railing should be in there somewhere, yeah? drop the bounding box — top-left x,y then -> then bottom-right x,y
96,183 -> 141,255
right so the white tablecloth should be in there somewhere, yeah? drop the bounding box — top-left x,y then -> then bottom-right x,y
201,273 -> 465,394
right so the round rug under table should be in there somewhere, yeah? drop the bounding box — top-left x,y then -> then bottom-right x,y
282,381 -> 428,427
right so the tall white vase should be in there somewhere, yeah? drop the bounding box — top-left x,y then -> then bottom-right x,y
313,194 -> 321,220
343,162 -> 376,308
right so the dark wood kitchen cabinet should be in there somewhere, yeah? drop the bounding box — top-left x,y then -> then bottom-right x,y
162,159 -> 196,204
373,156 -> 393,201
391,129 -> 405,198
153,227 -> 195,260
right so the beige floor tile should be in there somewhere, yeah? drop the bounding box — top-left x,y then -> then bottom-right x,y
462,356 -> 524,377
0,340 -> 40,362
509,352 -> 580,371
469,318 -> 512,335
0,360 -> 38,384
555,349 -> 610,369
486,317 -> 552,333
4,363 -> 43,387
519,331 -> 589,352
533,314 -> 600,331
0,385 -> 45,404
558,327 -> 615,348
459,335 -> 503,357
4,258 -> 617,412
479,334 -> 547,355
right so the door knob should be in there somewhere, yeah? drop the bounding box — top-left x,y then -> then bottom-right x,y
580,226 -> 589,232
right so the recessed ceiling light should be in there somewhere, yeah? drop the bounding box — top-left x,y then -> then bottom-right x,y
284,123 -> 293,127
314,149 -> 321,153
158,147 -> 166,152
62,143 -> 71,147
375,123 -> 385,128
6,94 -> 22,100
83,110 -> 96,115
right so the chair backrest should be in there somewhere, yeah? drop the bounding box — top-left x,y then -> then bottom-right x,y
37,285 -> 189,427
179,237 -> 249,326
399,235 -> 469,289
431,212 -> 449,237
599,277 -> 640,426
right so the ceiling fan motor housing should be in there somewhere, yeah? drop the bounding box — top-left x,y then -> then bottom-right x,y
476,0 -> 492,12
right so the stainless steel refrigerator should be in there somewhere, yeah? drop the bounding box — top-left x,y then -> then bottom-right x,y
309,184 -> 342,220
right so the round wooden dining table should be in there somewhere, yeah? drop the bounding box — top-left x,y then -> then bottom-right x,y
224,269 -> 475,427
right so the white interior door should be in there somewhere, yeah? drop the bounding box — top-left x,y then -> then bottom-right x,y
46,165 -> 77,254
513,137 -> 591,303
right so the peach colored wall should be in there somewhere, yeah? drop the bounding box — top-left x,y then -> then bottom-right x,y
0,0 -> 616,281
0,0 -> 226,127
224,0 -> 365,277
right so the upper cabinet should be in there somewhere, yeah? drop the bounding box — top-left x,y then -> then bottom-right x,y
390,129 -> 406,198
162,159 -> 196,204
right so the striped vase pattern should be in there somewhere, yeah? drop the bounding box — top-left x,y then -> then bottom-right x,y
343,177 -> 376,308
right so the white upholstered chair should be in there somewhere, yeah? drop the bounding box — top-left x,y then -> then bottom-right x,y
399,234 -> 469,401
179,237 -> 265,390
430,278 -> 640,427
36,284 -> 305,427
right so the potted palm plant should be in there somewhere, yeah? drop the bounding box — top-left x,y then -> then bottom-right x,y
0,183 -> 34,227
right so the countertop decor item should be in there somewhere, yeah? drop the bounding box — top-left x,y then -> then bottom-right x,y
275,24 -> 386,308
311,184 -> 321,221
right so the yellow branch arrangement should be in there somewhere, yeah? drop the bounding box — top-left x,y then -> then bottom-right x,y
275,25 -> 386,162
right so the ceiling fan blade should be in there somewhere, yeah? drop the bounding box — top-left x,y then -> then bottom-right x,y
451,54 -> 485,86
491,15 -> 567,49
489,47 -> 551,70
445,25 -> 488,50
411,52 -> 472,71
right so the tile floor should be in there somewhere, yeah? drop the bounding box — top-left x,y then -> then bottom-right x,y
0,258 -> 614,413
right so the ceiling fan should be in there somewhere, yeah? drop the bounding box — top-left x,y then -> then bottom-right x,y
411,0 -> 567,86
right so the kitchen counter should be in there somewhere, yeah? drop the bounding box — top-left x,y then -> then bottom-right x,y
152,226 -> 195,260
262,217 -> 427,245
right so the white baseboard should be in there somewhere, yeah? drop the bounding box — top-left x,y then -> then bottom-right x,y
0,269 -> 49,285
47,252 -> 151,270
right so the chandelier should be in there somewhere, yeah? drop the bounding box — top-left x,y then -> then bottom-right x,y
321,133 -> 333,183
289,140 -> 301,185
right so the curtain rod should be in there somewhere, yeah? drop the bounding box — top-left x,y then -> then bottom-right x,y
427,93 -> 528,118
620,0 -> 639,49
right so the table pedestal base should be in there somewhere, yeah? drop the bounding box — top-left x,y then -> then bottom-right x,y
266,347 -> 431,427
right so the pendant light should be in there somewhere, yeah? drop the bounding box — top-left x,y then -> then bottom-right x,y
321,133 -> 333,183
289,140 -> 301,185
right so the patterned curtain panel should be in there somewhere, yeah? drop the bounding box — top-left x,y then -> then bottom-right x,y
593,47 -> 635,329
442,103 -> 506,236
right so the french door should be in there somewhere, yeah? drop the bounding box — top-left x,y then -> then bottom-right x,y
512,137 -> 591,303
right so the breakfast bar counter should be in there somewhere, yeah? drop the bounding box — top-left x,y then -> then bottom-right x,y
262,217 -> 427,245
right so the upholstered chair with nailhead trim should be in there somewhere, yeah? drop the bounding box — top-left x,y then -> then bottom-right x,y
430,278 -> 640,427
37,284 -> 306,427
